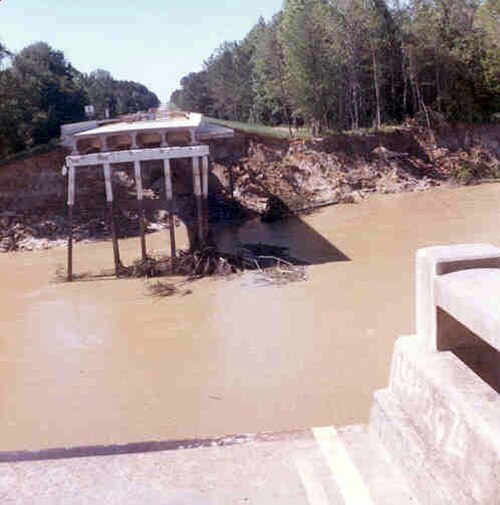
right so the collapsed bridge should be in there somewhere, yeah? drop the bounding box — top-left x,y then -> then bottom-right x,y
62,111 -> 234,281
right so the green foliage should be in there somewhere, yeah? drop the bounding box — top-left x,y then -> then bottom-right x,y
451,151 -> 500,185
207,117 -> 309,139
171,0 -> 500,132
279,0 -> 340,133
170,71 -> 213,114
251,13 -> 293,126
82,70 -> 159,118
11,42 -> 87,145
0,68 -> 28,156
0,41 -> 159,159
453,160 -> 476,185
475,0 -> 500,112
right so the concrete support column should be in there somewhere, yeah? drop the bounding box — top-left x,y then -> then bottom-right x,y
201,156 -> 209,197
164,159 -> 174,202
189,129 -> 197,146
104,163 -> 122,276
67,164 -> 76,282
192,156 -> 203,247
68,165 -> 76,207
160,131 -> 169,148
134,160 -> 147,260
131,133 -> 139,149
100,136 -> 108,153
201,156 -> 209,242
163,159 -> 177,269
71,139 -> 79,156
104,163 -> 113,204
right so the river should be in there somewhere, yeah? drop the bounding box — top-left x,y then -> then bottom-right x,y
1,183 -> 499,452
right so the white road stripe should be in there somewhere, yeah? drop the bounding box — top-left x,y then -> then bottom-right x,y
313,426 -> 374,505
295,456 -> 331,505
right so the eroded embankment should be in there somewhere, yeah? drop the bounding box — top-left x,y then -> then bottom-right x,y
1,124 -> 499,252
212,124 -> 500,217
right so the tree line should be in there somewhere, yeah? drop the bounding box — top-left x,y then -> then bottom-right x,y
171,0 -> 500,134
0,41 -> 159,158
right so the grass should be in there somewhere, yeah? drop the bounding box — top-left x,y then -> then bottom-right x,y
207,117 -> 409,141
330,124 -> 407,137
207,117 -> 311,140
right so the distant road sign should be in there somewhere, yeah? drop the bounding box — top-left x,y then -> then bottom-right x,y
84,105 -> 95,117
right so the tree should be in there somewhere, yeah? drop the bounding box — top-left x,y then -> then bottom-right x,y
279,0 -> 341,133
0,42 -> 11,69
11,42 -> 87,144
396,0 -> 496,123
204,40 -> 255,121
82,70 -> 159,119
115,1 -> 500,133
476,0 -> 500,115
81,69 -> 117,118
0,42 -> 25,156
170,71 -> 213,114
0,40 -> 160,158
252,14 -> 293,127
0,68 -> 29,156
114,80 -> 159,116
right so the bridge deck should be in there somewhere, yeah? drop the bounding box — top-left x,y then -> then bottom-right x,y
0,426 -> 415,505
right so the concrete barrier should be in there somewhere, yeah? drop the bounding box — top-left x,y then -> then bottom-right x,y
371,244 -> 500,505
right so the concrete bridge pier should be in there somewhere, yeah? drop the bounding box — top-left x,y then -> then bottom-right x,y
371,243 -> 500,504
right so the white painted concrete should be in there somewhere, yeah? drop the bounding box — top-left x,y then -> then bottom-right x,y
67,165 -> 75,206
74,114 -> 203,138
202,156 -> 209,198
313,426 -> 374,505
192,156 -> 202,197
436,268 -> 500,352
66,145 -> 210,168
103,163 -> 113,203
163,159 -> 173,201
415,243 -> 500,351
372,244 -> 500,504
134,161 -> 143,201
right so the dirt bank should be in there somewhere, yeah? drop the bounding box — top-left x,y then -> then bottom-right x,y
1,124 -> 499,252
212,124 -> 500,217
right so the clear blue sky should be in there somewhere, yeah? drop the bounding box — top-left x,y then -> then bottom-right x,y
0,0 -> 283,102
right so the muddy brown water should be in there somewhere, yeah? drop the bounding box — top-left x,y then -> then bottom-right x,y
1,183 -> 500,452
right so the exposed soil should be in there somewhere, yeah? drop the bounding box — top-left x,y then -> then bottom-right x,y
214,124 -> 500,218
1,124 -> 499,252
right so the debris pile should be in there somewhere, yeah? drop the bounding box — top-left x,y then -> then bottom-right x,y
223,137 -> 442,217
147,281 -> 189,298
252,258 -> 308,287
117,243 -> 309,294
124,248 -> 250,280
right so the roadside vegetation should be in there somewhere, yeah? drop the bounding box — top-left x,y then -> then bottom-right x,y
208,117 -> 415,140
172,0 -> 500,135
207,117 -> 310,139
0,41 -> 159,160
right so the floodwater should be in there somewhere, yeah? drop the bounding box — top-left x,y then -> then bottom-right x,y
1,183 -> 500,452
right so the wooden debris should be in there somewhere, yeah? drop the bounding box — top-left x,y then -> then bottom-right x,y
147,281 -> 180,298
